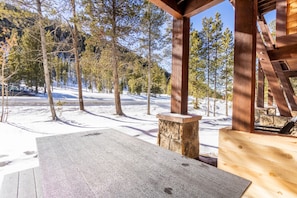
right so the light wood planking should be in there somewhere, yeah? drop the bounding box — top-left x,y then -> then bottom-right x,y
218,128 -> 297,197
287,0 -> 297,34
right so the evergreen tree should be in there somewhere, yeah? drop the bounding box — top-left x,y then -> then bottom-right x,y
98,47 -> 114,93
139,0 -> 169,115
127,59 -> 145,95
8,0 -> 58,119
1,31 -> 18,122
80,43 -> 99,92
70,0 -> 84,110
211,12 -> 223,117
83,0 -> 142,116
189,29 -> 206,109
36,0 -> 57,120
200,16 -> 214,116
24,28 -> 42,91
221,28 -> 234,116
151,63 -> 167,96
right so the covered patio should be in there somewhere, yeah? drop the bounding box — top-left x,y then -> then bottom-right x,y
150,0 -> 297,197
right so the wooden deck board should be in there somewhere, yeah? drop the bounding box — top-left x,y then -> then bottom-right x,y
18,168 -> 37,198
0,171 -> 19,198
37,129 -> 250,198
0,167 -> 41,198
33,167 -> 43,198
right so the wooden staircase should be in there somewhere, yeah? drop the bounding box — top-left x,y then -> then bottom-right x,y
256,0 -> 297,116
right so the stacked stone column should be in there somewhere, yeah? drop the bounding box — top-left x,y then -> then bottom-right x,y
157,113 -> 202,158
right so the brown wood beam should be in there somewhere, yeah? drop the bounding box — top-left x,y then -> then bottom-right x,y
257,15 -> 275,50
276,0 -> 287,38
272,62 -> 297,111
267,44 -> 297,61
284,70 -> 297,77
257,32 -> 292,117
232,0 -> 257,132
275,33 -> 297,48
257,62 -> 265,108
148,0 -> 182,18
183,0 -> 223,17
171,17 -> 190,114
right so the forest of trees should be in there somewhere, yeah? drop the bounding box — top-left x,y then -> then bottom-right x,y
189,13 -> 234,116
0,0 -> 235,121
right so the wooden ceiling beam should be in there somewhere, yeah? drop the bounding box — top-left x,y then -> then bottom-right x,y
183,0 -> 224,17
258,0 -> 276,14
268,44 -> 297,61
148,0 -> 182,18
276,33 -> 297,48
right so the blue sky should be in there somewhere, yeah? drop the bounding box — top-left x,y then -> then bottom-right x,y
191,1 -> 276,33
191,1 -> 234,32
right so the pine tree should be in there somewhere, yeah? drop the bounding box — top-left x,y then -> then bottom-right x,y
221,28 -> 234,116
1,31 -> 18,122
200,16 -> 214,116
189,29 -> 206,109
127,59 -> 145,95
70,0 -> 84,110
8,0 -> 58,120
83,0 -> 142,115
36,0 -> 57,120
211,12 -> 223,117
80,41 -> 100,92
139,0 -> 169,115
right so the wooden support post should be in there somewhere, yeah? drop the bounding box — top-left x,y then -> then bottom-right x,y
171,17 -> 190,115
232,0 -> 257,132
257,63 -> 265,108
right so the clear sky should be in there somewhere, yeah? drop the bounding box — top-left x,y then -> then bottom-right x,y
191,1 -> 235,32
191,0 -> 276,33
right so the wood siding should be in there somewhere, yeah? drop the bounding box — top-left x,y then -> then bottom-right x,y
287,0 -> 297,34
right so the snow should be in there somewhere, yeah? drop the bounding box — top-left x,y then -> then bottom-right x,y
0,87 -> 232,188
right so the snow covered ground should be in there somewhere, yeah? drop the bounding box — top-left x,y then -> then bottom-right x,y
0,87 -> 232,187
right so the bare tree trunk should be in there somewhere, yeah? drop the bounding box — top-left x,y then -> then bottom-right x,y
225,63 -> 228,116
207,42 -> 210,117
111,0 -> 124,116
147,53 -> 151,115
111,41 -> 124,115
71,0 -> 84,111
147,17 -> 152,115
1,52 -> 5,122
36,0 -> 57,120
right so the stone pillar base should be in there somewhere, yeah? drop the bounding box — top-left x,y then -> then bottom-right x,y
157,113 -> 202,158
